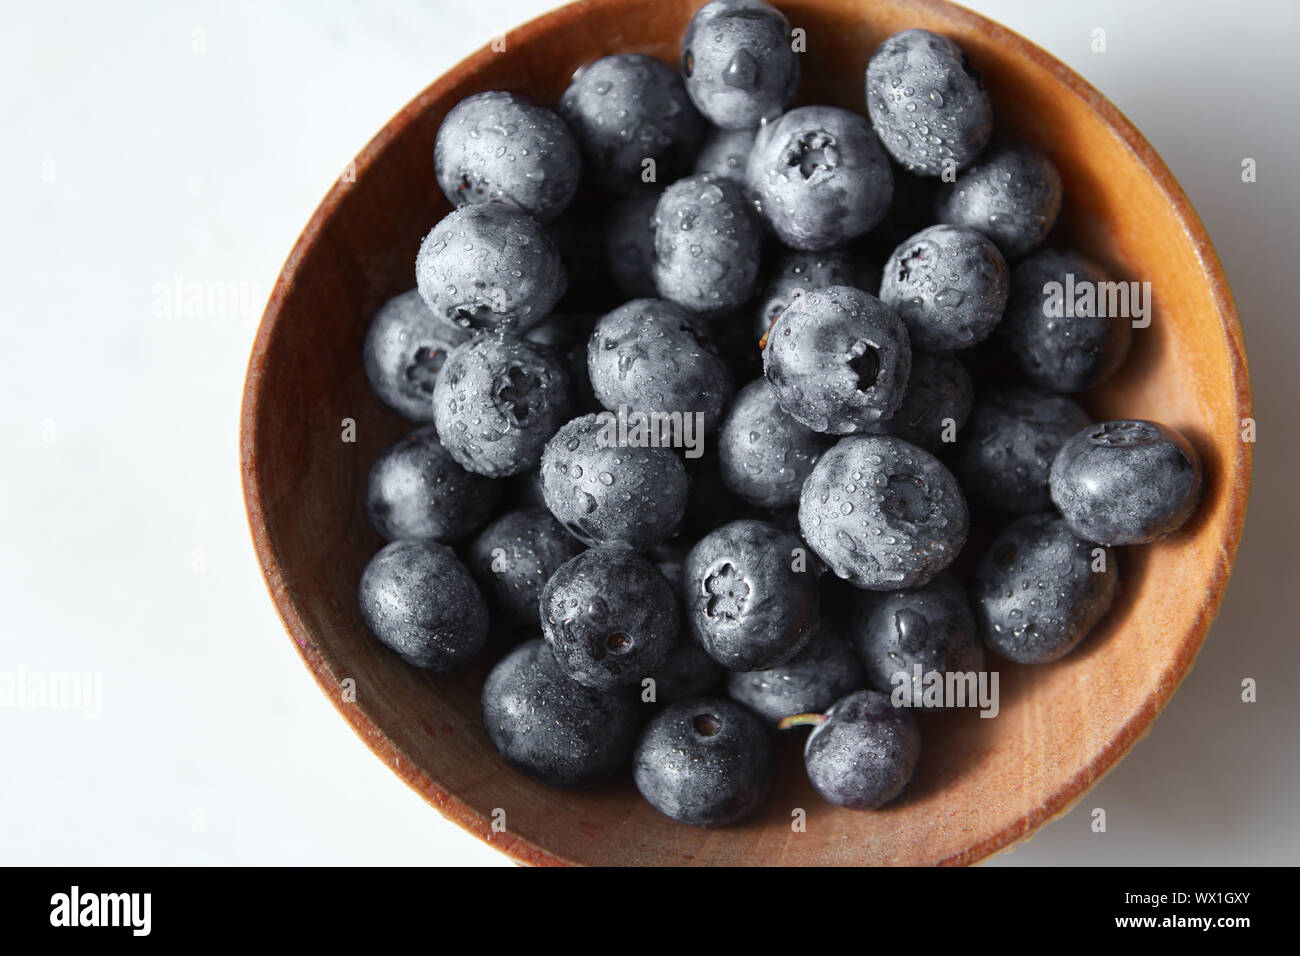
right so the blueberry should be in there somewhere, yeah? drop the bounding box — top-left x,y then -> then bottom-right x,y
752,247 -> 867,343
954,385 -> 1090,514
685,519 -> 820,671
603,188 -> 663,300
681,0 -> 799,130
362,289 -> 469,422
870,351 -> 973,452
648,638 -> 727,704
587,298 -> 735,432
415,204 -> 565,334
525,311 -> 599,411
728,623 -> 865,727
366,425 -> 501,543
634,697 -> 772,827
434,91 -> 581,223
935,143 -> 1062,260
432,334 -> 573,478
746,105 -> 894,251
559,54 -> 705,194
693,126 -> 757,181
846,570 -> 984,699
1050,420 -> 1203,545
791,689 -> 920,809
717,378 -> 831,509
467,507 -> 584,632
879,224 -> 1009,352
652,174 -> 763,317
865,29 -> 992,176
971,512 -> 1119,664
799,434 -> 968,590
482,639 -> 641,788
763,285 -> 911,434
540,413 -> 688,549
999,249 -> 1133,392
359,539 -> 488,671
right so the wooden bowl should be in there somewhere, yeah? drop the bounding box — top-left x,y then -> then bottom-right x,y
239,0 -> 1251,865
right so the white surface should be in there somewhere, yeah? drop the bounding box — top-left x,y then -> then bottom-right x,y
0,0 -> 1295,866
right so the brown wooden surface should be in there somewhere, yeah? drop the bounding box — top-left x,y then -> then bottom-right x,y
239,0 -> 1252,866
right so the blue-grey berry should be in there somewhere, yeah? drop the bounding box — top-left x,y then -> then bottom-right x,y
763,285 -> 911,434
587,298 -> 735,433
865,29 -> 993,176
752,247 -> 867,342
362,289 -> 469,422
798,689 -> 920,809
935,142 -> 1062,260
971,512 -> 1119,664
728,622 -> 865,727
693,126 -> 758,181
746,105 -> 894,251
540,413 -> 688,549
434,91 -> 581,223
685,519 -> 820,671
558,54 -> 705,194
1049,420 -> 1203,545
482,639 -> 641,788
799,434 -> 968,590
879,224 -> 1009,352
955,385 -> 1090,514
467,507 -> 584,632
718,378 -> 831,509
634,697 -> 772,827
870,351 -> 973,452
845,570 -> 984,700
432,333 -> 573,477
366,425 -> 501,543
652,174 -> 763,317
359,539 -> 488,671
681,0 -> 799,130
525,311 -> 599,412
541,547 -> 680,689
415,204 -> 565,333
648,638 -> 727,704
604,188 -> 663,300
999,249 -> 1133,392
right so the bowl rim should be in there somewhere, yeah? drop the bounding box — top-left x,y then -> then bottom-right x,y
239,0 -> 1253,867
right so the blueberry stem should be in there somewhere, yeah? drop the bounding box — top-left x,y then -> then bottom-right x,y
777,712 -> 827,730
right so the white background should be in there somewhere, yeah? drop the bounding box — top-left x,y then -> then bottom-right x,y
1,0 -> 1296,866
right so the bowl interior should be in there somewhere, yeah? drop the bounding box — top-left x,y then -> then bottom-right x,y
240,0 -> 1250,865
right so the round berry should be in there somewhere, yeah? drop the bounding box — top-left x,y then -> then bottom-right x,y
434,91 -> 581,223
652,174 -> 763,317
752,247 -> 867,342
999,249 -> 1133,392
1050,420 -> 1203,545
728,624 -> 864,727
685,519 -> 820,671
879,224 -> 1009,352
693,126 -> 757,182
359,540 -> 488,671
798,689 -> 921,809
415,204 -> 565,334
540,413 -> 688,549
587,298 -> 735,433
432,334 -> 573,478
718,378 -> 831,509
746,105 -> 893,251
366,425 -> 501,543
634,697 -> 772,827
763,285 -> 912,434
935,142 -> 1062,260
971,513 -> 1119,664
467,507 -> 584,632
865,29 -> 992,176
559,54 -> 705,194
799,434 -> 968,590
871,351 -> 973,452
482,639 -> 641,788
681,0 -> 799,130
362,289 -> 469,423
955,385 -> 1091,514
648,638 -> 726,704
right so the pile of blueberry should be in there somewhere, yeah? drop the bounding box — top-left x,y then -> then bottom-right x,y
356,0 -> 1203,828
